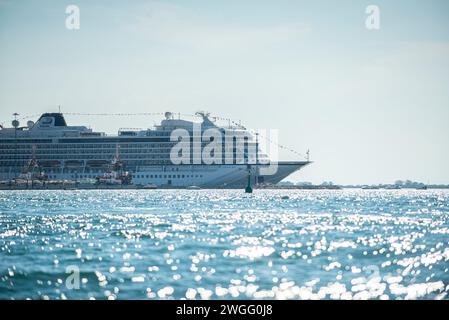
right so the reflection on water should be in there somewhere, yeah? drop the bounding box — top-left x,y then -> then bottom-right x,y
0,189 -> 448,300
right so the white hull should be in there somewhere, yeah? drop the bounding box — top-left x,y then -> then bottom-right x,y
0,162 -> 309,188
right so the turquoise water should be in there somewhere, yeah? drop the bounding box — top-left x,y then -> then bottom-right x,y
0,189 -> 448,300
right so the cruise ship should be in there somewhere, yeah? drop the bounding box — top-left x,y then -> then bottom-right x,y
0,112 -> 310,188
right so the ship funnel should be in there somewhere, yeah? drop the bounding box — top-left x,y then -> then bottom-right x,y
36,113 -> 67,128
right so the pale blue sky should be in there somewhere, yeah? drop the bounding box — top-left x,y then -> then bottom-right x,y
1,0 -> 448,184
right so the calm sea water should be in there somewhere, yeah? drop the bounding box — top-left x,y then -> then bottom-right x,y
0,189 -> 448,300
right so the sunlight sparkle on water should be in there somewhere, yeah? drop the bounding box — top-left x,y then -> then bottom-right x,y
0,189 -> 448,300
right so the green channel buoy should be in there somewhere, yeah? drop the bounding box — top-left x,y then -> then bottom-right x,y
245,172 -> 253,193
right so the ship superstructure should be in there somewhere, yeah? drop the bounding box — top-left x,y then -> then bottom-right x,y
0,112 -> 310,187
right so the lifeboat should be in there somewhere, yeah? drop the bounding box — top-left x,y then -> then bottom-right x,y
39,160 -> 61,167
86,160 -> 109,167
65,160 -> 84,168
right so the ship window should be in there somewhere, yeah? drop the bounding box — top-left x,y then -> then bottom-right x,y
146,175 -> 149,178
